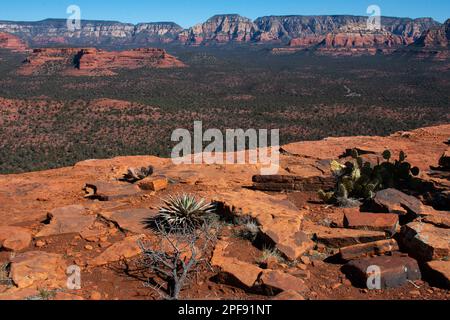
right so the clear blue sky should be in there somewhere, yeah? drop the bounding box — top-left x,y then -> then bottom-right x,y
1,0 -> 449,27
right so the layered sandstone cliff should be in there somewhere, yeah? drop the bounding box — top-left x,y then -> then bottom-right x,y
0,32 -> 28,52
0,15 -> 441,47
18,47 -> 185,76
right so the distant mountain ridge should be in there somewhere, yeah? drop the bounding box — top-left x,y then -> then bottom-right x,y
0,14 -> 442,47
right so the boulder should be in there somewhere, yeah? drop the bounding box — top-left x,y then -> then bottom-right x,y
261,222 -> 314,261
88,235 -> 145,266
138,176 -> 168,191
211,240 -> 263,289
372,188 -> 425,216
342,255 -> 421,289
10,251 -> 67,289
259,270 -> 309,296
84,181 -> 142,201
100,208 -> 157,235
36,205 -> 96,237
339,239 -> 399,261
424,260 -> 450,289
343,208 -> 399,235
0,226 -> 32,251
310,225 -> 386,248
399,222 -> 449,261
213,257 -> 263,290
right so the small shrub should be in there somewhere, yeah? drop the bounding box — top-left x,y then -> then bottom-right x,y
139,219 -> 218,300
233,217 -> 260,241
256,246 -> 283,265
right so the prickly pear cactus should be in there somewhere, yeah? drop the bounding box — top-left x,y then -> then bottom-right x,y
318,148 -> 420,207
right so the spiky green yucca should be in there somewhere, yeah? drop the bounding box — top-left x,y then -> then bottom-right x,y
157,194 -> 215,229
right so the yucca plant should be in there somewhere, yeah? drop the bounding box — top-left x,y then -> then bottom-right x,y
157,194 -> 216,230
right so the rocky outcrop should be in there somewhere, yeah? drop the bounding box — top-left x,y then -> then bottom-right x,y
180,14 -> 257,45
413,19 -> 450,48
397,19 -> 450,60
134,22 -> 183,44
0,124 -> 449,299
0,32 -> 27,52
18,47 -> 185,76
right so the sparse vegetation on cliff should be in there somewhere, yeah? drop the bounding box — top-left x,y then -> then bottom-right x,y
319,149 -> 420,207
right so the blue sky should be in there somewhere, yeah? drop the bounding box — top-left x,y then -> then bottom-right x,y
1,0 -> 449,27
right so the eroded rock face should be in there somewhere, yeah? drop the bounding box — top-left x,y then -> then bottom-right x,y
0,15 -> 438,48
181,14 -> 257,45
312,28 -> 407,56
18,48 -> 185,76
0,32 -> 27,52
10,251 -> 67,289
414,19 -> 449,48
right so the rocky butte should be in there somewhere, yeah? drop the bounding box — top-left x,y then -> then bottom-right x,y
0,32 -> 28,52
0,124 -> 448,300
18,47 -> 186,76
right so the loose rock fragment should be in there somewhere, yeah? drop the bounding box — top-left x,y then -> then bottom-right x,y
339,239 -> 399,261
10,251 -> 67,289
399,222 -> 449,261
311,225 -> 386,248
372,188 -> 425,216
138,176 -> 168,191
0,226 -> 32,251
344,209 -> 399,235
424,260 -> 450,289
88,235 -> 145,266
342,255 -> 421,289
259,270 -> 309,296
